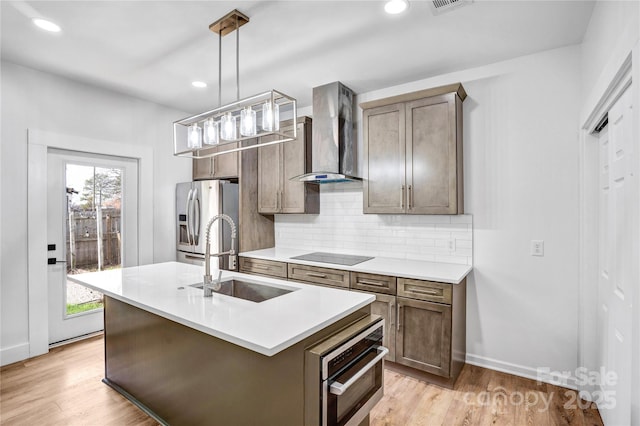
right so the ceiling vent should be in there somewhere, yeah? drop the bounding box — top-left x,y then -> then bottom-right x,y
429,0 -> 472,15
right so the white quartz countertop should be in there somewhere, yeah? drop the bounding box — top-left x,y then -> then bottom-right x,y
68,262 -> 374,357
239,248 -> 472,284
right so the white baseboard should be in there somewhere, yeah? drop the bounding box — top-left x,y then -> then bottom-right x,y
466,353 -> 578,390
0,343 -> 30,367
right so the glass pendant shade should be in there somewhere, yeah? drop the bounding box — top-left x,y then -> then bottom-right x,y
262,101 -> 279,131
240,107 -> 257,137
203,118 -> 219,145
188,123 -> 202,149
220,112 -> 237,141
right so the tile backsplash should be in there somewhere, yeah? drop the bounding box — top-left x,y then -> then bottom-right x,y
274,182 -> 473,265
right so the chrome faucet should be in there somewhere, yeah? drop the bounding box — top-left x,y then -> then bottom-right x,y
203,213 -> 237,297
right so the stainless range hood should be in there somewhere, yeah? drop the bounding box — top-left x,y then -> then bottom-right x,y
293,82 -> 361,183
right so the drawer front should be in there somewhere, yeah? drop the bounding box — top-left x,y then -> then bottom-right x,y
287,264 -> 350,288
350,272 -> 397,295
397,278 -> 452,304
238,257 -> 287,279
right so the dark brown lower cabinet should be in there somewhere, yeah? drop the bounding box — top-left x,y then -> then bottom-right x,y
238,257 -> 287,279
354,290 -> 396,362
396,297 -> 451,376
393,278 -> 466,387
287,263 -> 350,289
239,258 -> 467,387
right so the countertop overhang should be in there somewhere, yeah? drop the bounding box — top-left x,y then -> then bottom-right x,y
239,248 -> 472,284
68,262 -> 374,357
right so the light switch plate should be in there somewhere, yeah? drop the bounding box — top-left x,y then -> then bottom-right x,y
531,240 -> 544,256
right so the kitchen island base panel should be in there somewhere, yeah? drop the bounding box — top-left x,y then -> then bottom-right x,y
103,296 -> 371,425
101,378 -> 169,426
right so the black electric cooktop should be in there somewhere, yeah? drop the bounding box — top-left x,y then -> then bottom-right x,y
290,252 -> 374,266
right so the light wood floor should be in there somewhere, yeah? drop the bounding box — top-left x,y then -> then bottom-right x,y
1,336 -> 603,426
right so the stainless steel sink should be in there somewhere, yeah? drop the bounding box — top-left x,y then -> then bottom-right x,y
190,279 -> 293,303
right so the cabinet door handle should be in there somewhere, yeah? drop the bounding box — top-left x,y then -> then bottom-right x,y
184,254 -> 203,261
389,302 -> 394,328
358,279 -> 385,287
210,157 -> 215,176
401,185 -> 405,209
251,264 -> 271,271
306,272 -> 327,279
408,287 -> 439,296
397,304 -> 402,331
408,185 -> 413,209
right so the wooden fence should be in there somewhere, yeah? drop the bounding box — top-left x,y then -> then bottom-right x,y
66,208 -> 121,271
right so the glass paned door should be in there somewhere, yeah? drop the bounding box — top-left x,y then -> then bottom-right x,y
47,149 -> 138,345
65,164 -> 123,315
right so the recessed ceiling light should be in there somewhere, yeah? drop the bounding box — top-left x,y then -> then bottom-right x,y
384,0 -> 408,14
192,81 -> 207,88
32,18 -> 61,33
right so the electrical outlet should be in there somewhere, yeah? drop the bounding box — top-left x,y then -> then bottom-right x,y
449,238 -> 456,251
531,240 -> 544,256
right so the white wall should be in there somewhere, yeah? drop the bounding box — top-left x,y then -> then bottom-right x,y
0,60 -> 191,365
581,0 -> 639,102
276,45 -> 583,384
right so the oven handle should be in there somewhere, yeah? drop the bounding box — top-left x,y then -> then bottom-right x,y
329,346 -> 389,396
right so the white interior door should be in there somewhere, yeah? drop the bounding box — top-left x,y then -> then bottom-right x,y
47,149 -> 139,344
596,86 -> 635,425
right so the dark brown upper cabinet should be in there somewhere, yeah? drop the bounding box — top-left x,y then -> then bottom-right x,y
193,142 -> 239,180
258,117 -> 319,214
361,83 -> 466,214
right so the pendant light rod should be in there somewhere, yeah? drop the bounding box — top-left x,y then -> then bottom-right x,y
218,27 -> 222,107
236,13 -> 240,101
209,10 -> 248,106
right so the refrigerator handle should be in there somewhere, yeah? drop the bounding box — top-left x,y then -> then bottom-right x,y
185,189 -> 193,246
190,188 -> 198,244
193,193 -> 201,242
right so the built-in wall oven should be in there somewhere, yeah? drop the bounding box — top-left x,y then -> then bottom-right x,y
305,315 -> 388,426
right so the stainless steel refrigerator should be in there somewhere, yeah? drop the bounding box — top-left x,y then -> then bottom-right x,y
176,180 -> 239,270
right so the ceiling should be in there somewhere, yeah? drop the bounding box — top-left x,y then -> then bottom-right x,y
1,1 -> 595,114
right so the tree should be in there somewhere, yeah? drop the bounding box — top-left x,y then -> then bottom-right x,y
80,169 -> 121,210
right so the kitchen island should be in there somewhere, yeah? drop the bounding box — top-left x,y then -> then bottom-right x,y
70,261 -> 375,425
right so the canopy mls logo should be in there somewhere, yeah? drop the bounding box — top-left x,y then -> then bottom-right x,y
462,386 -> 555,412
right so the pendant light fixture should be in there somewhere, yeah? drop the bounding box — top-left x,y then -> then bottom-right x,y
187,122 -> 202,149
221,112 -> 237,140
240,107 -> 256,136
203,117 -> 219,145
173,10 -> 297,159
262,100 -> 279,132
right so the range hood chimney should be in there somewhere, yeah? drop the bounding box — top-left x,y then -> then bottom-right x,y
293,82 -> 361,183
